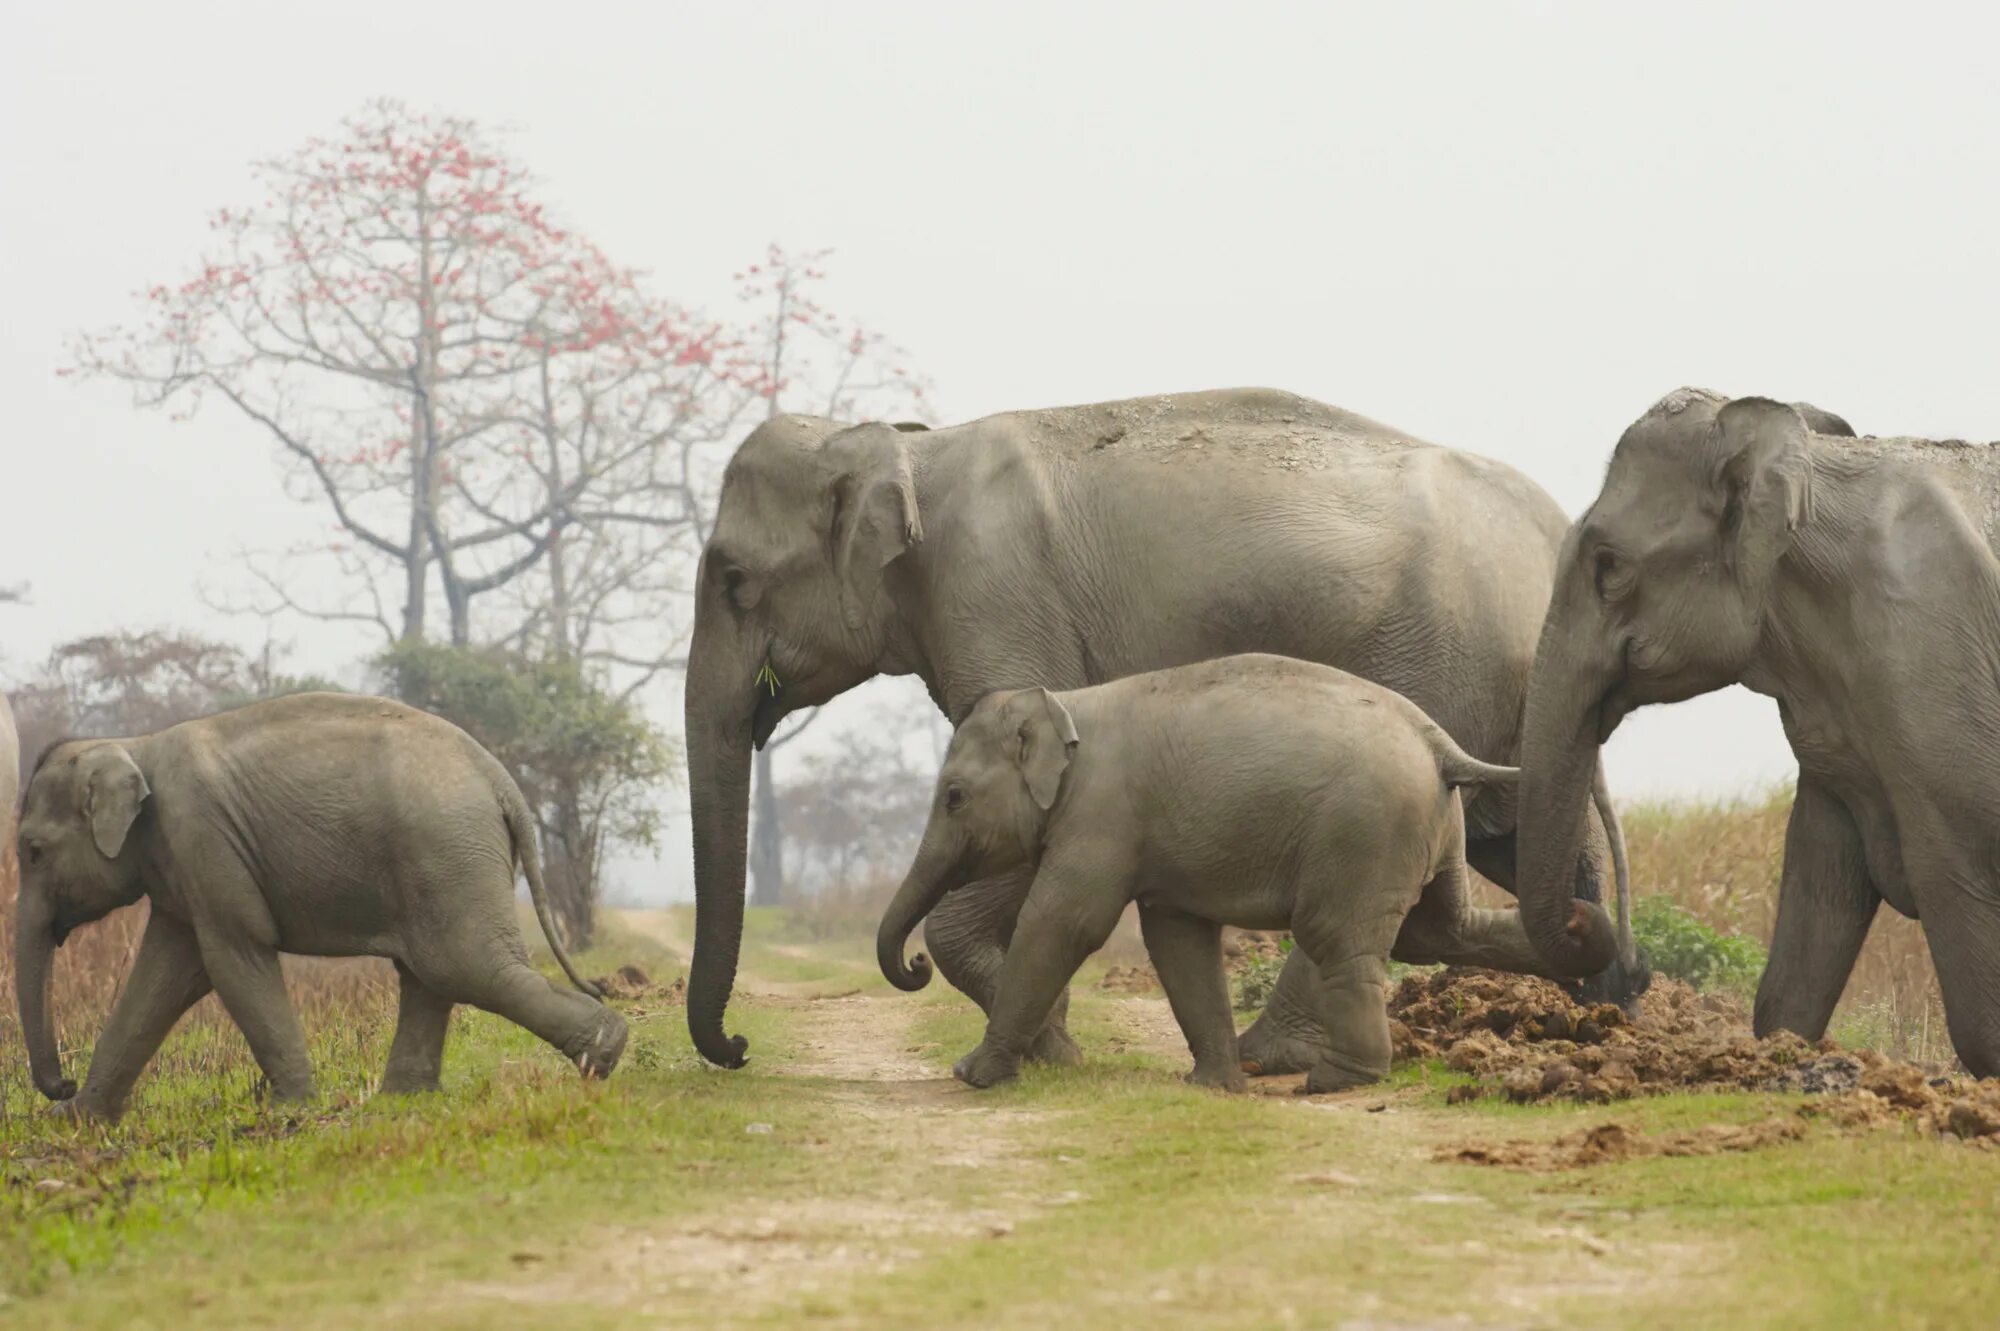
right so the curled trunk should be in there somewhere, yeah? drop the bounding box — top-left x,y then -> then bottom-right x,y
14,890 -> 75,1101
877,834 -> 964,991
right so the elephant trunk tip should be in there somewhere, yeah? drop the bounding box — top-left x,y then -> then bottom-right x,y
897,951 -> 934,993
695,1029 -> 750,1070
1547,900 -> 1621,980
37,1073 -> 77,1103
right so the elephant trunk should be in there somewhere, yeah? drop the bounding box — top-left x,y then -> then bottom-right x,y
15,888 -> 76,1102
683,596 -> 764,1070
877,827 -> 966,992
1516,568 -> 1622,980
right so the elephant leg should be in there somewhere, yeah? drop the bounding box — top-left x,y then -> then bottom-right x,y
380,962 -> 454,1095
1138,905 -> 1244,1091
1754,781 -> 1877,1043
1302,950 -> 1394,1094
199,932 -> 317,1105
447,959 -> 627,1080
71,912 -> 212,1121
1916,881 -> 2000,1078
954,867 -> 1127,1089
1236,946 -> 1329,1077
924,866 -> 1080,1067
1393,855 -> 1548,976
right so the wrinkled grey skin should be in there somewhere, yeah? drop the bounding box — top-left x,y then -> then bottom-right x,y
879,656 -> 1559,1092
685,387 -> 1642,1073
14,693 -> 626,1121
1514,389 -> 2000,1077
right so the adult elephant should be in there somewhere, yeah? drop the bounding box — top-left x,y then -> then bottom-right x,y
685,387 -> 1643,1072
1509,387 -> 2000,1077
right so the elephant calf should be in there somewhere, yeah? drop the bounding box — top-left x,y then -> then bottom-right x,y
14,693 -> 627,1121
878,654 -> 1572,1093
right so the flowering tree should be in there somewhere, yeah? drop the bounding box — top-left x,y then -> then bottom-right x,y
70,99 -> 748,650
65,101 -> 939,920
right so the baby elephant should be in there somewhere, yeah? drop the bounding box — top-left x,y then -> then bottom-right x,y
879,654 -> 1583,1093
14,693 -> 627,1121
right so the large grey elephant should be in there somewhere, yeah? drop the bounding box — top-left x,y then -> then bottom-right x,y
14,693 -> 627,1120
684,387 -> 1643,1073
1509,388 -> 2000,1077
878,656 -> 1551,1093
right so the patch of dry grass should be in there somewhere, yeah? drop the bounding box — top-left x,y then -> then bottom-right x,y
1622,786 -> 1951,1064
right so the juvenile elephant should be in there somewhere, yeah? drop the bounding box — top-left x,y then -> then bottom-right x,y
877,655 -> 1555,1093
14,693 -> 627,1121
1509,388 -> 2000,1076
685,387 -> 1644,1074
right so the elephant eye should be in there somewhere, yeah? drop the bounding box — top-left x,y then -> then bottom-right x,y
1593,548 -> 1630,601
21,840 -> 43,867
944,784 -> 967,812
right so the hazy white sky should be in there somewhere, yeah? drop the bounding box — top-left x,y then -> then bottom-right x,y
6,3 -> 1998,894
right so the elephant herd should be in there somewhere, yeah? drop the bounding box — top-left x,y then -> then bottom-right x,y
12,383 -> 2000,1120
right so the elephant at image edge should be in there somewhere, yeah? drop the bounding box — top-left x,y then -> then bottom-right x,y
1508,387 -> 2000,1076
14,692 -> 627,1120
683,386 -> 1648,1075
878,656 -> 1556,1094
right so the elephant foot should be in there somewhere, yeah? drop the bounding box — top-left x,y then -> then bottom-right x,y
953,1043 -> 1022,1089
1185,1061 -> 1248,1094
1025,1022 -> 1083,1067
568,1009 -> 629,1081
378,1068 -> 443,1096
1303,1059 -> 1385,1096
1237,1022 -> 1326,1078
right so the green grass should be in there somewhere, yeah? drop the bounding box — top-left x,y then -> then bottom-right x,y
3,913 -> 1995,1329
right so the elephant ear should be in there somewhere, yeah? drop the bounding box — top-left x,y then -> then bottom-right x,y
79,744 -> 149,859
1789,401 -> 1856,438
1710,398 -> 1814,593
822,423 -> 924,631
1005,688 -> 1080,811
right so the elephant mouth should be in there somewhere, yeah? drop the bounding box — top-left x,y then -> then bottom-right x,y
751,678 -> 788,749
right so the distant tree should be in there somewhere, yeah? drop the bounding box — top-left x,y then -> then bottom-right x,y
775,712 -> 934,895
69,98 -> 747,651
379,640 -> 670,944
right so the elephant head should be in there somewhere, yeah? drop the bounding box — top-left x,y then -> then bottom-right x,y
878,688 -> 1078,991
15,740 -> 152,1101
685,416 -> 930,1067
1514,389 -> 1847,977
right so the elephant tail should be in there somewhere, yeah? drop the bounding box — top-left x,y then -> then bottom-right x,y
500,786 -> 603,999
1592,762 -> 1638,974
1426,724 -> 1519,793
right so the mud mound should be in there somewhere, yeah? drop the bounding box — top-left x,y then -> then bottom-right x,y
1100,964 -> 1161,994
1392,967 -> 1931,1105
592,965 -> 685,1004
1222,929 -> 1286,968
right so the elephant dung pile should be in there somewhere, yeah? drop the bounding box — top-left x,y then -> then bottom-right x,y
1390,966 -> 1975,1111
591,964 -> 686,1005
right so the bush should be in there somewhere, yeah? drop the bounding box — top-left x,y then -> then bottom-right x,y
1631,895 -> 1766,993
1232,938 -> 1293,1012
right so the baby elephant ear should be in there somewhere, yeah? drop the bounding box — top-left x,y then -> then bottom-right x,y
1009,687 -> 1080,811
80,745 -> 150,859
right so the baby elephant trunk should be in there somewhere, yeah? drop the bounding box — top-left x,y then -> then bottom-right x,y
878,830 -> 969,992
15,889 -> 76,1102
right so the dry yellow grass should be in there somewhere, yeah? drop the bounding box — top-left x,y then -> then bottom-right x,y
1622,785 -> 1951,1064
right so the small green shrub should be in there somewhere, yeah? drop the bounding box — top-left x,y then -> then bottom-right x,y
1231,938 -> 1293,1012
1632,896 -> 1766,993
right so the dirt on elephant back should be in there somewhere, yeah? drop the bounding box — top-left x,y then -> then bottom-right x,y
1393,967 -> 2000,1159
